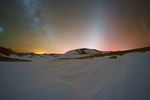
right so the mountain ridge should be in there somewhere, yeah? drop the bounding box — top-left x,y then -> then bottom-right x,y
0,46 -> 150,55
0,46 -> 150,61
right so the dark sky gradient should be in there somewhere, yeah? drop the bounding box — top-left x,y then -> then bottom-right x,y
0,0 -> 149,53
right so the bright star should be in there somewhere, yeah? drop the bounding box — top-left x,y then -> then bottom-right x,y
0,26 -> 4,33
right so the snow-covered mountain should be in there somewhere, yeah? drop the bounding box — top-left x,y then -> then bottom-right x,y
0,46 -> 51,61
64,48 -> 102,55
0,46 -> 33,61
0,46 -> 150,100
60,48 -> 103,59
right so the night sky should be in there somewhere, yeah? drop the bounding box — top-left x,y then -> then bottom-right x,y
0,0 -> 149,54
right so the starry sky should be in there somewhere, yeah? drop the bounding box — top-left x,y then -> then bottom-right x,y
0,0 -> 149,54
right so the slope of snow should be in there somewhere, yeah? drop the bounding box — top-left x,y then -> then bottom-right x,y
0,53 -> 7,57
61,48 -> 103,59
0,50 -> 150,100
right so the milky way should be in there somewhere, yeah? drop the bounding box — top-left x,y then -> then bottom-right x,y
24,0 -> 42,29
0,26 -> 4,33
0,0 -> 149,53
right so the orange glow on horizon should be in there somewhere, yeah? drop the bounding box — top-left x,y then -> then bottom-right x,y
34,50 -> 46,54
13,44 -> 141,54
34,49 -> 66,54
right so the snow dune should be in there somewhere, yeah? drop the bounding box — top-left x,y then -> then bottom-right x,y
0,48 -> 150,100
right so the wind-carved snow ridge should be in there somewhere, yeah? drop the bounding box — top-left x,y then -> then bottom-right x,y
0,46 -> 150,100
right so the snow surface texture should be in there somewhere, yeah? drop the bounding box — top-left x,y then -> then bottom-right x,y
0,48 -> 150,100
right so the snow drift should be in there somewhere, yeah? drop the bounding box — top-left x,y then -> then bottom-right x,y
0,47 -> 150,100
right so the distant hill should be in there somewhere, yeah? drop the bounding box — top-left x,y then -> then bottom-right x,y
0,46 -> 150,61
61,47 -> 150,59
0,46 -> 15,56
0,46 -> 31,62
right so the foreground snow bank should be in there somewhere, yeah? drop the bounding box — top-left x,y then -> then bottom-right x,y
0,51 -> 150,100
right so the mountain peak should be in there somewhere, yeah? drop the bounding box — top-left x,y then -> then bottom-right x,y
59,48 -> 103,59
64,48 -> 102,55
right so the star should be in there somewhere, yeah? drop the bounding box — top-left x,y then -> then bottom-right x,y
18,36 -> 22,40
0,26 -> 4,33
